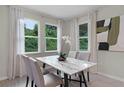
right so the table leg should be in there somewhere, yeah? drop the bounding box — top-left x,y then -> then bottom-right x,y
64,73 -> 69,87
87,71 -> 90,82
82,71 -> 88,87
43,63 -> 46,68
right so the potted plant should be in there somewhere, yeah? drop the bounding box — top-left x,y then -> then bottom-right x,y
58,35 -> 71,61
58,52 -> 67,61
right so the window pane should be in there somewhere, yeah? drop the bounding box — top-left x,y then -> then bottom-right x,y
80,38 -> 88,50
46,39 -> 57,51
79,23 -> 88,37
45,24 -> 57,38
24,19 -> 38,36
25,37 -> 38,52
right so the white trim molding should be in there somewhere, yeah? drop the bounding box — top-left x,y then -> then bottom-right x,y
97,72 -> 124,82
0,76 -> 8,81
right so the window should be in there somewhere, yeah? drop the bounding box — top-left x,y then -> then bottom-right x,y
24,19 -> 40,53
45,24 -> 57,51
79,23 -> 89,51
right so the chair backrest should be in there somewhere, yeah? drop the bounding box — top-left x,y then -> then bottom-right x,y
68,51 -> 78,58
22,55 -> 33,80
77,52 -> 91,61
29,57 -> 45,87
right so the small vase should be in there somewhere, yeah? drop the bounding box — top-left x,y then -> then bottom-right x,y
58,56 -> 66,61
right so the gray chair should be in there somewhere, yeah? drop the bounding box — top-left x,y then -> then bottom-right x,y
67,51 -> 90,87
22,55 -> 50,87
76,52 -> 91,87
67,51 -> 78,79
29,57 -> 63,87
22,55 -> 34,87
68,51 -> 78,58
26,53 -> 57,75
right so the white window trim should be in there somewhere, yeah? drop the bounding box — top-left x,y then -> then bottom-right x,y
25,36 -> 38,38
45,23 -> 58,52
45,37 -> 57,39
78,21 -> 90,52
79,37 -> 88,39
24,18 -> 41,53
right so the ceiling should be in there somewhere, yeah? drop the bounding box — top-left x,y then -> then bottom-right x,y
21,5 -> 105,20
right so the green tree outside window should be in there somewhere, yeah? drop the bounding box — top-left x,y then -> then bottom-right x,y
24,19 -> 39,52
45,24 -> 57,51
79,23 -> 88,51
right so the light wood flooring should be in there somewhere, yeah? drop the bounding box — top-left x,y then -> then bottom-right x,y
0,72 -> 124,87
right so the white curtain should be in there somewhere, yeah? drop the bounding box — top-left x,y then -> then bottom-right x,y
58,20 -> 63,53
8,6 -> 25,79
88,11 -> 97,74
88,11 -> 97,63
70,18 -> 78,51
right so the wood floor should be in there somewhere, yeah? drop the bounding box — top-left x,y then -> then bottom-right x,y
0,73 -> 124,87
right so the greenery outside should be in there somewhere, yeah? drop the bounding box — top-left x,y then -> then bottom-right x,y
45,24 -> 57,51
24,19 -> 39,52
79,38 -> 88,50
25,37 -> 38,52
45,24 -> 57,37
46,39 -> 57,51
25,24 -> 38,36
79,23 -> 88,51
79,23 -> 88,37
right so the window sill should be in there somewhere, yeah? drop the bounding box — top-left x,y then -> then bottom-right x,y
45,50 -> 58,53
78,51 -> 90,53
23,52 -> 41,55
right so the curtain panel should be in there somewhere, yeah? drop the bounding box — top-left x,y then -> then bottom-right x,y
57,20 -> 63,53
8,6 -> 25,79
88,12 -> 97,63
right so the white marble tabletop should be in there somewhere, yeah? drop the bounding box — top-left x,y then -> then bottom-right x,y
36,55 -> 96,75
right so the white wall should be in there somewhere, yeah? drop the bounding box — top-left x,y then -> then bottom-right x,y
0,6 -> 9,80
97,6 -> 124,21
97,51 -> 124,81
97,6 -> 124,81
62,20 -> 71,36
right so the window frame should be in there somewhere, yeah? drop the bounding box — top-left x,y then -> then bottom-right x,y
78,21 -> 90,52
45,23 -> 58,52
24,18 -> 41,53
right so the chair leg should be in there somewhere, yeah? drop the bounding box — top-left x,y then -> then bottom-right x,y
69,76 -> 71,81
57,70 -> 61,76
26,76 -> 29,87
57,70 -> 59,75
31,80 -> 34,87
35,85 -> 37,87
82,71 -> 87,87
43,63 -> 46,68
79,75 -> 82,87
60,84 -> 63,87
87,71 -> 90,82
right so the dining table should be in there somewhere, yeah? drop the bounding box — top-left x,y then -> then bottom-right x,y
36,55 -> 96,87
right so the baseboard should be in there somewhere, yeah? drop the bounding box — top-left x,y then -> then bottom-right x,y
97,72 -> 124,82
0,76 -> 8,81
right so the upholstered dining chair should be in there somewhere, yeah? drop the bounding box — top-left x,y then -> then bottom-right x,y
68,51 -> 78,58
66,52 -> 90,87
22,55 -> 34,87
67,51 -> 78,80
22,55 -> 50,87
76,52 -> 91,87
29,57 -> 63,87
